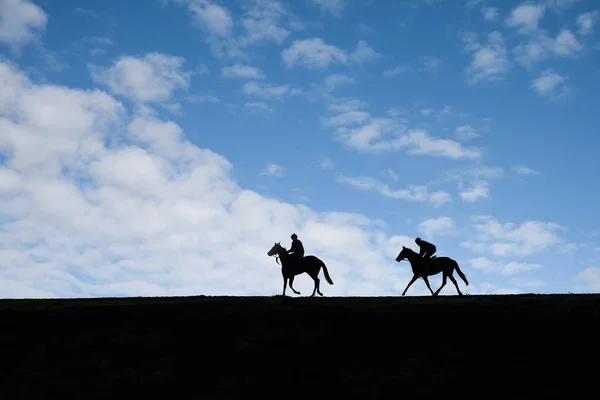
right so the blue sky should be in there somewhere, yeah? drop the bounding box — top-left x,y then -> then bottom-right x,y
1,0 -> 600,298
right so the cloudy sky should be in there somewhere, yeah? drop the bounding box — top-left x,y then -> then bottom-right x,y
1,0 -> 599,298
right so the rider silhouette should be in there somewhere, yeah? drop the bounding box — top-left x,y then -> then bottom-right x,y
415,237 -> 436,263
288,233 -> 305,266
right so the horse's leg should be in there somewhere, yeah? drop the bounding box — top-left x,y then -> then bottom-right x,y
422,275 -> 435,296
310,277 -> 317,297
282,276 -> 288,296
316,276 -> 323,296
402,274 -> 419,296
288,275 -> 301,295
310,274 -> 322,297
448,274 -> 463,296
434,273 -> 448,296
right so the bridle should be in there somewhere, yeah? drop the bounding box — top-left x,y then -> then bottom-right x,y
270,245 -> 283,265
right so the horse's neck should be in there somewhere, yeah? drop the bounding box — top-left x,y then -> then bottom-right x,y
278,249 -> 289,261
407,253 -> 422,269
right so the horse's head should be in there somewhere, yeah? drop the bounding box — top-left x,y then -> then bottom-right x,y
395,246 -> 413,262
267,242 -> 283,257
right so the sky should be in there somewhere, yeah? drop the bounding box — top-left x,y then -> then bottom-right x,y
1,0 -> 600,299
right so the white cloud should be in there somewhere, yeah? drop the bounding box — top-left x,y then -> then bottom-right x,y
187,0 -> 233,37
511,165 -> 539,175
443,165 -> 504,184
458,180 -> 489,202
385,168 -> 399,181
514,29 -> 582,68
460,215 -> 564,258
0,60 -> 432,298
244,102 -> 273,113
260,162 -> 285,176
281,38 -> 380,69
399,130 -> 482,160
470,257 -> 542,275
530,69 -> 569,98
310,0 -> 345,18
89,52 -> 191,104
577,11 -> 599,35
85,36 -> 113,46
510,277 -> 545,288
0,0 -> 47,50
428,191 -> 453,208
281,38 -> 347,69
470,257 -> 497,272
324,73 -> 355,91
482,7 -> 499,21
242,81 -> 291,100
423,56 -> 441,73
337,175 -> 452,208
349,40 -> 382,65
440,165 -> 503,202
330,111 -> 482,159
544,0 -> 581,13
221,64 -> 266,79
502,261 -> 542,275
327,98 -> 368,113
418,216 -> 455,238
561,242 -> 585,253
171,0 -> 299,59
505,4 -> 545,34
455,125 -> 479,141
463,31 -> 509,84
553,29 -> 582,57
383,64 -> 410,77
321,110 -> 371,127
237,0 -> 292,46
186,94 -> 220,103
574,267 -> 600,291
319,157 -> 334,170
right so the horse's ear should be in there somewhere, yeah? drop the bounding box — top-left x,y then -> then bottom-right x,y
402,246 -> 406,249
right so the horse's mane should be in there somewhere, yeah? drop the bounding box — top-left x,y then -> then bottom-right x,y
404,246 -> 418,255
276,243 -> 288,251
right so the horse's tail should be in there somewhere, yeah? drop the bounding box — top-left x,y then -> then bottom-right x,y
320,260 -> 334,285
454,261 -> 469,286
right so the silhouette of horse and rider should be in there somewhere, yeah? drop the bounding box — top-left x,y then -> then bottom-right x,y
396,237 -> 469,296
268,233 -> 468,297
267,233 -> 334,297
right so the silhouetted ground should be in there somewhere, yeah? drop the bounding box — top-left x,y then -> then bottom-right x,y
2,294 -> 600,398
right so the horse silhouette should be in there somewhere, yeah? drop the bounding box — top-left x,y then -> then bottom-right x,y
267,242 -> 334,297
395,246 -> 469,296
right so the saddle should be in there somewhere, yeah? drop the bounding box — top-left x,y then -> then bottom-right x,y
291,255 -> 305,267
422,255 -> 436,268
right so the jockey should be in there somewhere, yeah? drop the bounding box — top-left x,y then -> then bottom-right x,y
288,233 -> 305,265
415,237 -> 436,262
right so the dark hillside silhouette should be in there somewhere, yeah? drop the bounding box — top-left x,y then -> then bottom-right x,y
2,294 -> 600,398
268,241 -> 334,296
396,246 -> 469,296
